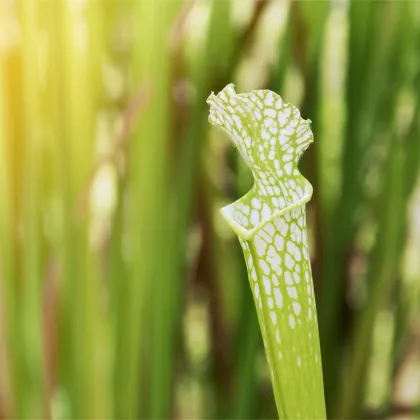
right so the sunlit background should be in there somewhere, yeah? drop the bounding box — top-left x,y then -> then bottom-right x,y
0,0 -> 419,418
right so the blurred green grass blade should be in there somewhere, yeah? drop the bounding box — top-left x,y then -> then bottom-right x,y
297,0 -> 328,71
85,4 -> 109,416
0,8 -> 32,417
128,1 -> 176,418
269,19 -> 291,94
192,0 -> 234,90
109,174 -> 132,419
18,0 -> 48,416
317,7 -> 347,223
231,291 -> 261,419
100,4 -> 143,419
193,176 -> 232,418
41,2 -> 68,415
55,1 -> 101,416
0,37 -> 20,419
144,2 -> 234,418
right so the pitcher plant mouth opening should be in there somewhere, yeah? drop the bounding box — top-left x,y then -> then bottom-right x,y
207,84 -> 314,240
207,84 -> 326,419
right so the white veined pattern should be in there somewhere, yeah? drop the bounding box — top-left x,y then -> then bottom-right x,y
207,84 -> 326,419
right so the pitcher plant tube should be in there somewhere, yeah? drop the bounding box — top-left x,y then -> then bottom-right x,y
207,84 -> 326,419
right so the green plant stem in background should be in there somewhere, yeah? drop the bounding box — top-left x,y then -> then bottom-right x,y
231,267 -> 261,419
208,85 -> 325,419
0,28 -> 21,419
56,1 -> 100,416
18,0 -> 47,416
129,1 -> 178,418
146,2 -> 234,418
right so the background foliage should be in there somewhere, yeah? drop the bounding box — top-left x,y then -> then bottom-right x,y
0,0 -> 419,418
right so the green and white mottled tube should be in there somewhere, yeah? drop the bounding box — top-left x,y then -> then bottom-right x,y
207,84 -> 326,419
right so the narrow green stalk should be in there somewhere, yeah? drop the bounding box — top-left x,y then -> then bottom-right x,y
43,3 -> 69,416
127,1 -> 176,417
102,4 -> 142,419
231,271 -> 261,419
146,2 -> 233,418
208,84 -> 325,419
0,35 -> 19,419
19,0 -> 47,416
56,1 -> 99,416
109,172 -> 130,418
